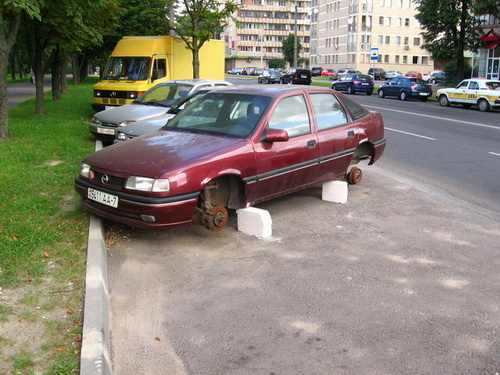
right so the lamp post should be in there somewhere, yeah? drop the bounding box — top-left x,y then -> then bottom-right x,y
293,3 -> 298,67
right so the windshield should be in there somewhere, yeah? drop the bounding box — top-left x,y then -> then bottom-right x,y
137,84 -> 194,107
162,93 -> 272,139
102,57 -> 151,80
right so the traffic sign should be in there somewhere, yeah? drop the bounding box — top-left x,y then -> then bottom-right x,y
370,48 -> 379,60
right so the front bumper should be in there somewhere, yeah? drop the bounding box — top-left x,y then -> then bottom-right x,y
75,177 -> 200,230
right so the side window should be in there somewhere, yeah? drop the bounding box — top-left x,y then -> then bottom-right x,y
268,95 -> 310,137
390,78 -> 399,85
469,81 -> 479,90
457,80 -> 468,88
337,96 -> 370,120
310,93 -> 348,131
152,59 -> 167,80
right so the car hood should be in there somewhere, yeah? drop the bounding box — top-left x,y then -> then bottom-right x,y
95,103 -> 169,123
86,131 -> 246,178
119,113 -> 176,136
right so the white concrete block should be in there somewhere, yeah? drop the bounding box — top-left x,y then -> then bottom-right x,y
237,207 -> 272,238
322,180 -> 348,203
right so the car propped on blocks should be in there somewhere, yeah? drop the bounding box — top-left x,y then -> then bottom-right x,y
75,86 -> 386,231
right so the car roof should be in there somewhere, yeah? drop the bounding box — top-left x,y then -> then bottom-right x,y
199,84 -> 334,98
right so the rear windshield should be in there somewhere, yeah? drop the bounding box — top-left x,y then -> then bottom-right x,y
357,74 -> 373,81
137,84 -> 193,107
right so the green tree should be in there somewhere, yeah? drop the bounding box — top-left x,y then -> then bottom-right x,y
0,0 -> 40,140
414,0 -> 495,82
282,33 -> 302,67
170,0 -> 238,78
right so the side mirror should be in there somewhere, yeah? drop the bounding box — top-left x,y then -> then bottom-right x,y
262,128 -> 289,143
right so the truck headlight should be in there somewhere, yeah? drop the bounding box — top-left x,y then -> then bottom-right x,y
126,176 -> 170,192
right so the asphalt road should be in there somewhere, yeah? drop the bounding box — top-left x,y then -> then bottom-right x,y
107,79 -> 500,374
6,77 -> 52,108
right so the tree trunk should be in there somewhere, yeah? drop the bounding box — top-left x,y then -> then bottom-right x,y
0,13 -> 20,141
10,53 -> 16,80
0,48 -> 10,140
192,48 -> 200,79
51,45 -> 61,100
72,55 -> 81,85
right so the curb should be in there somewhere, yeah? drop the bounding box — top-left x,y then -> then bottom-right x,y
80,141 -> 112,375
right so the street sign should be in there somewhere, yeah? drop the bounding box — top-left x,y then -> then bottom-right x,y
370,48 -> 379,61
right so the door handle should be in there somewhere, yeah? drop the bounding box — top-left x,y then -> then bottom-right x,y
347,130 -> 355,138
307,140 -> 317,149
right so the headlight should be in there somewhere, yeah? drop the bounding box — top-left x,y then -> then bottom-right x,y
126,176 -> 170,192
79,163 -> 91,178
92,116 -> 101,125
119,121 -> 133,127
117,132 -> 127,141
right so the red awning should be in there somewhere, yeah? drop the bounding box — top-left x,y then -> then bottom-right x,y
481,29 -> 500,49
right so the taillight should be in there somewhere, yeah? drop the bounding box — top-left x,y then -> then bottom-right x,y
294,74 -> 299,79
353,80 -> 360,85
411,84 -> 418,90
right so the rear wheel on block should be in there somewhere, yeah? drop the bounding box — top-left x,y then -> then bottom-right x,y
347,167 -> 362,185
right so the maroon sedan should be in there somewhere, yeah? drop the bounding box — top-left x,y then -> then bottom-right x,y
75,86 -> 386,230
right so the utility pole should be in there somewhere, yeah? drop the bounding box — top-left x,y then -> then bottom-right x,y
293,3 -> 298,67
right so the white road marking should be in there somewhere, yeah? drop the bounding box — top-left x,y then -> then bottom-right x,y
489,152 -> 500,157
385,127 -> 436,141
366,105 -> 500,131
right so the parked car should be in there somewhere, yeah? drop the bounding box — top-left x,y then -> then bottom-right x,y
428,71 -> 446,85
330,68 -> 362,80
257,69 -> 282,84
331,73 -> 374,95
378,77 -> 433,101
75,85 -> 387,230
228,67 -> 245,75
422,70 -> 442,82
89,79 -> 232,143
321,69 -> 336,77
367,68 -> 386,80
311,67 -> 323,76
280,68 -> 312,85
114,89 -> 214,143
385,71 -> 403,80
405,71 -> 422,79
437,78 -> 500,112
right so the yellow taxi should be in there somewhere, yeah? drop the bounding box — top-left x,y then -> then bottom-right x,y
437,78 -> 500,112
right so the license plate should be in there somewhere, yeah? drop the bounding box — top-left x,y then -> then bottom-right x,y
361,83 -> 369,85
420,92 -> 430,96
97,127 -> 115,135
301,75 -> 307,78
88,188 -> 119,208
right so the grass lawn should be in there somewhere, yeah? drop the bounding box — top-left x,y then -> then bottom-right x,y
0,77 -> 96,374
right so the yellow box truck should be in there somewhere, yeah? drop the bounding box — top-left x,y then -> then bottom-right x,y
92,36 -> 225,111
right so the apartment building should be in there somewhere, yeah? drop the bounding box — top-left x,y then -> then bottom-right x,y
222,0 -> 311,70
310,0 -> 435,75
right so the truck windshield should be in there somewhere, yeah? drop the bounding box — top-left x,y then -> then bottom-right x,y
102,57 -> 151,80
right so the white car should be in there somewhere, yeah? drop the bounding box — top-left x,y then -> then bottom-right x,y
385,71 -> 403,79
89,79 -> 232,143
422,70 -> 443,82
437,78 -> 500,112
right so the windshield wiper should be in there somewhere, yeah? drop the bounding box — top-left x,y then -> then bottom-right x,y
142,101 -> 168,107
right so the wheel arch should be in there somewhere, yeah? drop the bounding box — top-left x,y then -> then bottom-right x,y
199,174 -> 247,210
351,141 -> 375,165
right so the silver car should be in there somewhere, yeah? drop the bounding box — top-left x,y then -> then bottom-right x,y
89,79 -> 232,143
114,89 -> 213,143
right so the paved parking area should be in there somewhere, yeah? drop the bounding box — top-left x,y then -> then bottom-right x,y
107,166 -> 500,375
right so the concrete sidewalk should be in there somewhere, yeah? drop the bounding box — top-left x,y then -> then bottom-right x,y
105,164 -> 500,374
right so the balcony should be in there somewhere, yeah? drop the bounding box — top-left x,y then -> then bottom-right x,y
361,24 -> 372,31
361,3 -> 372,11
347,43 -> 356,51
349,3 -> 358,13
348,23 -> 357,32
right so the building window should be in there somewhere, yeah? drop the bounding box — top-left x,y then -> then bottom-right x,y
396,36 -> 401,45
385,35 -> 390,44
405,18 -> 410,27
403,55 -> 408,63
412,56 -> 418,64
395,55 -> 400,63
397,17 -> 402,27
413,37 -> 420,46
379,16 -> 384,25
404,36 -> 409,45
378,35 -> 383,44
422,56 -> 429,65
384,55 -> 389,63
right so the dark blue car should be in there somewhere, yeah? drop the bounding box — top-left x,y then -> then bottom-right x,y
331,73 -> 374,95
378,77 -> 433,101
